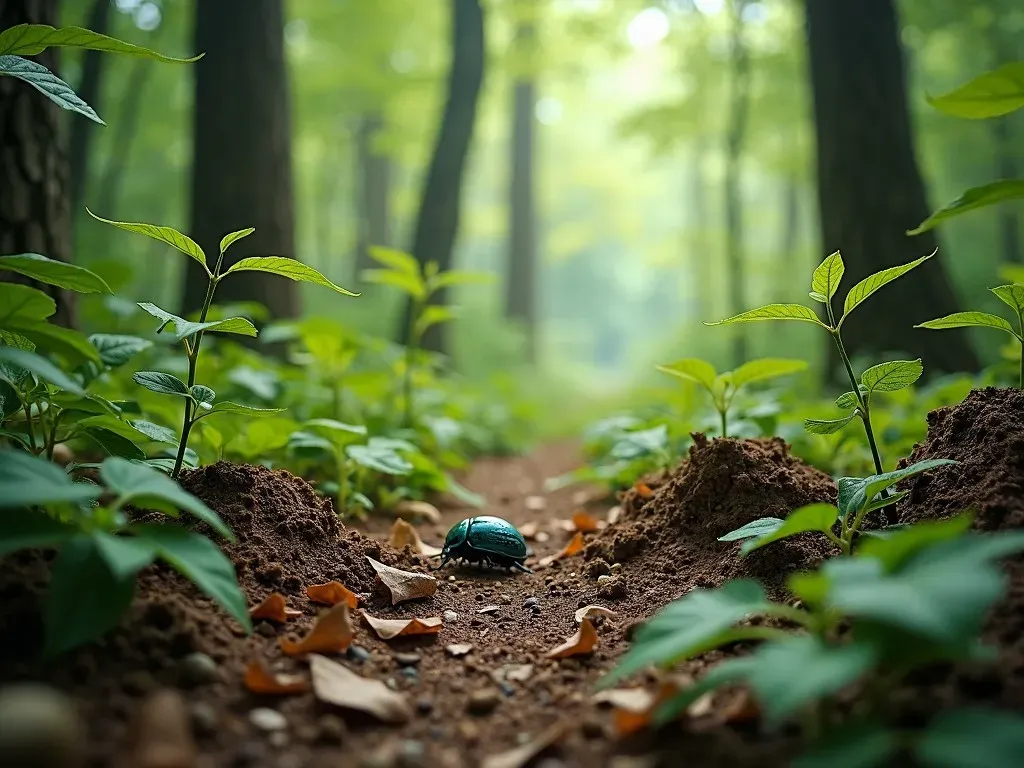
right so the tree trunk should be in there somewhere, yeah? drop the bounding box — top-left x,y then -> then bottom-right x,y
182,0 -> 298,320
94,55 -> 155,213
504,22 -> 537,364
724,0 -> 752,367
0,0 -> 74,327
354,112 -> 392,274
804,0 -> 978,374
69,0 -> 110,219
400,0 -> 485,353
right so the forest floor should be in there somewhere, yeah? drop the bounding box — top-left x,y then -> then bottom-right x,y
1,388 -> 1023,768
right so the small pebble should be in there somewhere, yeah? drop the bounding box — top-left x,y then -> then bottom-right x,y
467,688 -> 501,715
597,575 -> 611,585
248,708 -> 287,732
442,610 -> 459,623
448,575 -> 456,582
255,621 -> 277,638
347,645 -> 371,663
498,594 -> 512,605
268,731 -> 289,748
523,597 -> 539,609
416,698 -> 434,715
385,678 -> 398,690
190,702 -> 218,736
498,682 -> 515,697
177,652 -> 219,687
400,740 -> 425,767
394,653 -> 421,667
400,667 -> 419,681
316,714 -> 347,744
0,684 -> 84,768
610,562 -> 622,572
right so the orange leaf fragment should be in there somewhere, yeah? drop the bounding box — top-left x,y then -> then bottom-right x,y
592,682 -> 680,737
544,618 -> 598,659
279,602 -> 354,656
249,592 -> 302,623
388,518 -> 443,557
306,581 -> 359,608
634,481 -> 653,499
243,660 -> 309,695
571,511 -> 600,533
537,531 -> 585,567
361,610 -> 443,641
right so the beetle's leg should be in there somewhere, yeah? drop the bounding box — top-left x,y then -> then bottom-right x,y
430,555 -> 450,571
511,561 -> 533,574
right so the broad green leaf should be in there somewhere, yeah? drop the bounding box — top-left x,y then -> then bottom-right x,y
87,209 -> 207,269
717,517 -> 784,542
304,418 -> 367,442
137,302 -> 256,341
415,305 -> 459,336
990,284 -> 1024,315
609,425 -> 668,460
804,413 -> 857,435
199,401 -> 284,419
345,444 -> 414,475
191,385 -> 216,409
132,370 -> 190,398
0,253 -> 109,293
0,24 -> 202,62
746,635 -> 878,726
130,420 -> 178,444
705,303 -> 826,327
916,707 -> 1024,768
925,63 -> 1024,119
795,724 -> 898,768
360,268 -> 426,299
838,460 -> 956,522
88,334 -> 152,367
0,282 -> 56,323
91,531 -> 157,581
841,252 -> 934,320
915,311 -> 1019,337
131,523 -> 250,632
366,245 -> 420,275
0,505 -> 78,557
739,504 -> 839,555
861,359 -> 923,394
857,514 -> 974,571
84,427 -> 146,460
651,657 -> 760,725
7,320 -> 101,366
219,227 -> 254,254
100,458 -> 234,540
600,580 -> 771,686
429,270 -> 495,290
0,54 -> 103,123
0,345 -> 85,395
222,257 -> 358,296
0,449 -> 100,509
909,181 -> 1024,235
835,387 -> 866,410
44,535 -> 135,655
288,430 -> 337,456
729,358 -> 807,389
656,358 -> 717,390
811,251 -> 845,303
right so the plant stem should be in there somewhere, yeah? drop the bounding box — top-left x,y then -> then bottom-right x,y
830,329 -> 884,476
720,408 -> 728,439
22,401 -> 37,453
403,301 -> 420,429
1017,311 -> 1023,389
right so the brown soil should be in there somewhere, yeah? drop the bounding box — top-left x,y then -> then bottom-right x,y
1,404 -> 1021,768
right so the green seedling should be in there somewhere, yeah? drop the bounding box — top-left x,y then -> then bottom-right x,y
656,357 -> 806,438
707,250 -> 933,475
719,458 -> 956,556
361,246 -> 492,428
88,211 -> 357,478
600,514 -> 1024,765
915,284 -> 1024,389
0,449 -> 250,655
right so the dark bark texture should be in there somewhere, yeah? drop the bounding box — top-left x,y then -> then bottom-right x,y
805,0 -> 978,374
183,0 -> 298,319
0,0 -> 74,327
401,0 -> 485,353
68,0 -> 110,217
355,112 -> 392,274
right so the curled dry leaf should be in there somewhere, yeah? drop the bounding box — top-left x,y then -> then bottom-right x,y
634,481 -> 654,499
518,521 -> 540,539
279,602 -> 354,656
388,518 -> 443,557
571,511 -> 601,533
481,721 -> 569,768
306,581 -> 359,609
537,531 -> 585,568
477,605 -> 500,614
366,557 -> 437,605
592,683 -> 681,738
394,499 -> 442,525
446,643 -> 474,657
249,592 -> 302,623
361,611 -> 442,641
309,654 -> 412,724
243,660 -> 309,695
545,618 -> 598,659
574,605 -> 616,624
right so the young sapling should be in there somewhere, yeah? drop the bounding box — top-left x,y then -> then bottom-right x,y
707,250 -> 934,475
656,357 -> 806,438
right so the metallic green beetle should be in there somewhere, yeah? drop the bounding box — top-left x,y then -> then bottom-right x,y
432,515 -> 532,574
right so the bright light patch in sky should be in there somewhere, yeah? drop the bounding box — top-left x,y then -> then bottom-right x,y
134,2 -> 160,31
693,0 -> 725,15
627,8 -> 670,49
535,97 -> 564,125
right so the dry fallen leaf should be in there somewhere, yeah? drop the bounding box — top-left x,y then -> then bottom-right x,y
446,643 -> 474,657
394,499 -> 442,524
388,518 -> 443,557
476,605 -> 500,614
481,721 -> 569,768
243,660 -> 309,695
574,605 -> 616,623
279,603 -> 354,656
537,531 -> 586,567
518,521 -> 540,539
571,511 -> 601,533
634,481 -> 654,499
607,505 -> 622,525
593,682 -> 681,737
306,581 -> 359,608
361,611 -> 442,641
545,618 -> 598,659
309,654 -> 412,723
249,592 -> 302,623
366,557 -> 437,605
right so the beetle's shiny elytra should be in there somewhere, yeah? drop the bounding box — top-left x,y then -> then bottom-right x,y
432,515 -> 532,574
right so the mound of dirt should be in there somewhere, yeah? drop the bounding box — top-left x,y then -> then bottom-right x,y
583,435 -> 837,604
